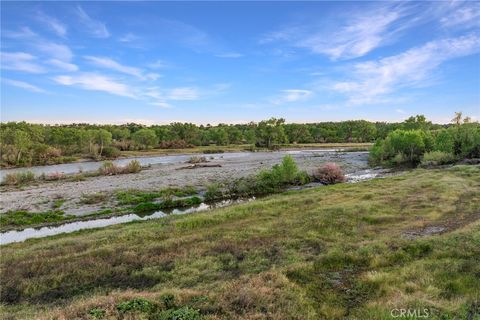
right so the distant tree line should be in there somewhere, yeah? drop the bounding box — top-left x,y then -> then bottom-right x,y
0,115 -> 458,167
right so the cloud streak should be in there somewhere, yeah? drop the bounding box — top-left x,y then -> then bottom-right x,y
53,73 -> 135,97
37,11 -> 67,37
2,78 -> 47,93
272,89 -> 313,104
84,56 -> 145,79
262,4 -> 411,60
0,52 -> 46,73
332,34 -> 480,105
76,6 -> 110,38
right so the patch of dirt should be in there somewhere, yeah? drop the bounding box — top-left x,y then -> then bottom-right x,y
402,212 -> 480,239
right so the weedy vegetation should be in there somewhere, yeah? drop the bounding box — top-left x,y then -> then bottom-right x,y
1,165 -> 478,319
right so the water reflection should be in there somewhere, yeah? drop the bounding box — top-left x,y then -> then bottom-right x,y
0,198 -> 252,245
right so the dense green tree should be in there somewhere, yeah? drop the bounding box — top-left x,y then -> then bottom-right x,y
132,128 -> 158,149
255,118 -> 287,148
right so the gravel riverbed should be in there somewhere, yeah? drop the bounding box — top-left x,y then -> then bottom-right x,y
0,150 -> 371,215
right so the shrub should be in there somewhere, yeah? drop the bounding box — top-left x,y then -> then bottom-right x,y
187,156 -> 207,164
160,294 -> 176,309
2,173 -> 19,185
453,123 -> 480,158
313,163 -> 346,184
99,161 -> 121,175
294,171 -> 311,185
204,184 -> 223,202
2,171 -> 35,185
160,140 -> 192,149
124,160 -> 142,173
421,151 -> 456,166
278,155 -> 298,183
102,146 -> 121,159
117,297 -> 155,313
88,307 -> 106,319
152,306 -> 202,320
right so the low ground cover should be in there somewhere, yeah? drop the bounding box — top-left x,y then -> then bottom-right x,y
1,165 -> 478,319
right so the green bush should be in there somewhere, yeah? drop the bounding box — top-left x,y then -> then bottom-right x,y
117,297 -> 155,313
369,129 -> 433,166
206,156 -> 310,199
421,151 -> 456,166
88,307 -> 106,319
204,184 -> 223,202
434,129 -> 455,153
152,306 -> 202,320
371,122 -> 480,168
453,124 -> 480,158
102,146 -> 121,158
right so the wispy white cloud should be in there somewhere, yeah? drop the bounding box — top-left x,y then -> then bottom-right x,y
53,73 -> 135,97
168,87 -> 199,100
148,60 -> 170,69
140,83 -> 228,107
145,73 -> 161,81
36,11 -> 67,37
215,52 -> 244,58
76,6 -> 110,38
47,59 -> 78,72
84,56 -> 144,79
2,27 -> 74,67
149,102 -> 172,108
332,34 -> 480,105
441,2 -> 480,28
2,27 -> 37,39
261,4 -> 410,60
119,32 -> 139,43
2,78 -> 47,93
36,42 -> 73,62
272,89 -> 313,104
0,52 -> 46,73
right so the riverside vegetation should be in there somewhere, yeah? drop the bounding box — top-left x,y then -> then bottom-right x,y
369,112 -> 479,167
0,156 -> 344,230
0,165 -> 479,319
1,115 -> 445,167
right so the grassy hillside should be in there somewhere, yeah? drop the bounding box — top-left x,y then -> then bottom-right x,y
1,166 -> 479,319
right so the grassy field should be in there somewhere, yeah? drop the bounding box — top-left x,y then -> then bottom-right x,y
119,143 -> 372,157
0,165 -> 479,319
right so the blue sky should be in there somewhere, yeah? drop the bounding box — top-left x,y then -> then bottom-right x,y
1,1 -> 479,125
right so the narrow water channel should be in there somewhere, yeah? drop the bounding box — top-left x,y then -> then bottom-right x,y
0,167 -> 386,245
0,199 -> 252,245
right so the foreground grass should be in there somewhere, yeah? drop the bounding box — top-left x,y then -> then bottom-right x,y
0,166 -> 479,319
